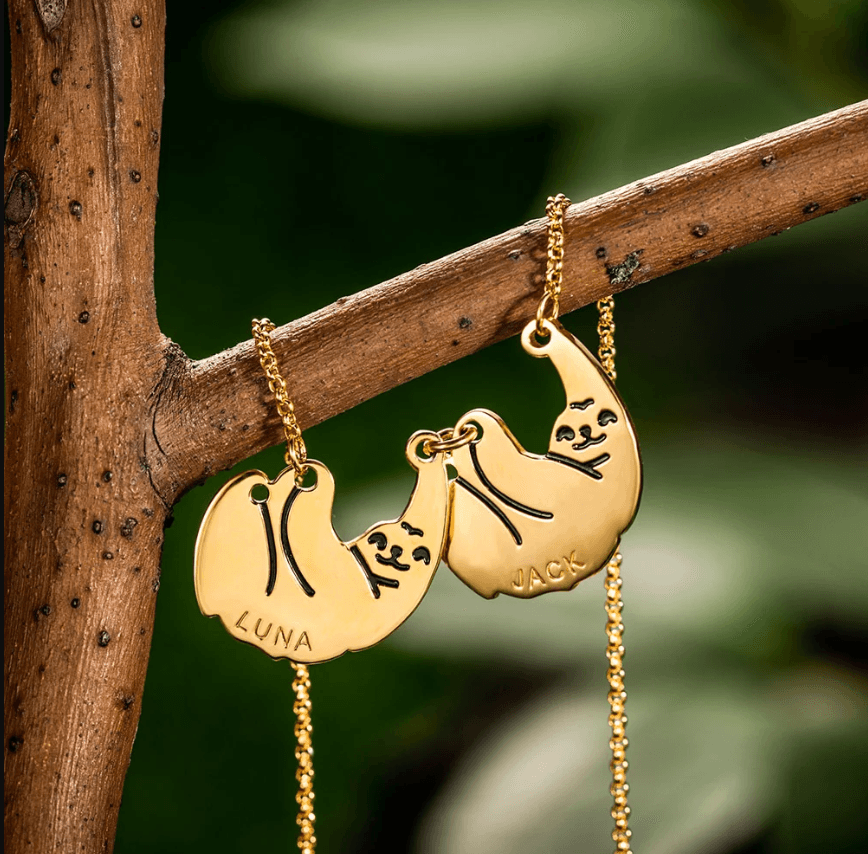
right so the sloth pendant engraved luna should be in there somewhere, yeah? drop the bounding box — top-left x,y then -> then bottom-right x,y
444,318 -> 642,600
195,431 -> 449,663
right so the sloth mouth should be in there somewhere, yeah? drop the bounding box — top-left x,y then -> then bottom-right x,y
375,552 -> 411,572
572,429 -> 606,451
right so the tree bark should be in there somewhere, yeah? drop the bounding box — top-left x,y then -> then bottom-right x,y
154,101 -> 868,503
3,4 -> 866,850
4,2 -> 168,853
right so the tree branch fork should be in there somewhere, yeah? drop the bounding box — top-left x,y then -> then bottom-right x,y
152,100 -> 868,504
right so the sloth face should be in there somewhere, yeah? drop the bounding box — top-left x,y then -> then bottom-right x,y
549,397 -> 624,479
350,520 -> 435,599
366,523 -> 432,570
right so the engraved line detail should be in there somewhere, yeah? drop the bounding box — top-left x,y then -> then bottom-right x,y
455,477 -> 523,545
279,488 -> 317,597
469,443 -> 553,520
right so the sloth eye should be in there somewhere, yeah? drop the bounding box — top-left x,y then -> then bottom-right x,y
367,532 -> 388,550
412,546 -> 431,565
598,410 -> 618,426
556,425 -> 576,442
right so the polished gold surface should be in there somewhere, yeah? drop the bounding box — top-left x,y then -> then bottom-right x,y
443,318 -> 642,599
195,431 -> 448,664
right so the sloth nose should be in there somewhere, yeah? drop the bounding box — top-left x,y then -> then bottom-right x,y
390,545 -> 404,559
579,425 -> 593,438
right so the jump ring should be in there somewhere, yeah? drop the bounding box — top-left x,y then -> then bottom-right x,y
422,423 -> 479,455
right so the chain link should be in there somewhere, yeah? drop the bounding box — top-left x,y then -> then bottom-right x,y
597,296 -> 617,382
252,318 -> 309,479
597,295 -> 631,853
536,193 -> 572,334
290,663 -> 316,854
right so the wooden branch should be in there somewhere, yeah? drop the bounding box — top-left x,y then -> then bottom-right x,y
155,100 -> 868,502
4,3 -> 167,853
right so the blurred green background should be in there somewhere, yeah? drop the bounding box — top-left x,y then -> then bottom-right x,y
15,0 -> 868,851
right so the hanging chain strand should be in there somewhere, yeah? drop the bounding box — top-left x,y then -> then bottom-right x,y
537,193 -> 572,334
597,297 -> 631,854
252,318 -> 309,479
291,663 -> 316,854
251,318 -> 316,853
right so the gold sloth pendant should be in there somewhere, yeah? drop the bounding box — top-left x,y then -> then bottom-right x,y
443,318 -> 642,599
195,431 -> 448,663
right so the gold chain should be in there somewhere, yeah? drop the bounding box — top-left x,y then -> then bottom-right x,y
597,298 -> 631,854
597,296 -> 617,382
251,318 -> 316,852
252,318 -> 309,479
290,663 -> 316,854
537,193 -> 572,334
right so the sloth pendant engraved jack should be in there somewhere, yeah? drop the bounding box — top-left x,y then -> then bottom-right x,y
443,318 -> 642,599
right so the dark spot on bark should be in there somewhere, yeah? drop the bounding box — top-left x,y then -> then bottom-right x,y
163,512 -> 175,529
452,339 -> 459,346
151,130 -> 159,145
691,223 -> 709,238
152,574 -> 161,592
88,168 -> 95,179
120,695 -> 135,711
40,604 -> 52,616
71,598 -> 80,608
458,316 -> 472,329
92,520 -> 103,534
5,171 -> 38,248
142,508 -> 154,517
69,200 -> 82,219
691,249 -> 708,259
135,120 -> 142,128
851,194 -> 864,203
507,249 -> 522,261
50,68 -> 61,86
642,185 -> 656,195
68,379 -> 76,390
102,551 -> 114,560
103,470 -> 113,482
605,250 -> 644,286
15,19 -> 21,34
57,473 -> 68,487
131,15 -> 142,28
133,566 -> 141,573
120,517 -> 138,538
803,202 -> 820,215
9,390 -> 18,414
241,424 -> 249,432
10,127 -> 20,144
595,247 -> 607,259
97,630 -> 111,647
8,736 -> 23,753
139,627 -> 146,635
78,310 -> 89,324
129,170 -> 141,183
52,134 -> 60,147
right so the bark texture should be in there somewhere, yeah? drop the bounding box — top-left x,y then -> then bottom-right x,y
4,3 -> 168,853
2,5 -> 867,851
